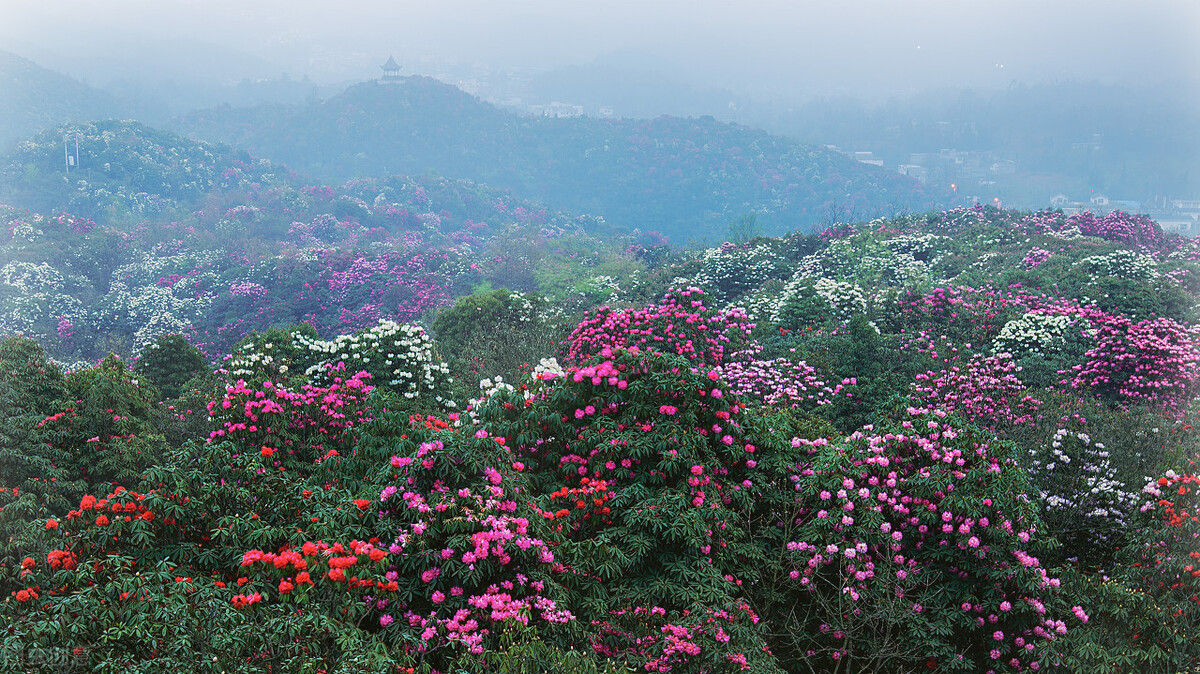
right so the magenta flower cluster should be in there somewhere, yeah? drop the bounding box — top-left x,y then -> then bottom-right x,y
913,353 -> 1042,430
565,287 -> 754,367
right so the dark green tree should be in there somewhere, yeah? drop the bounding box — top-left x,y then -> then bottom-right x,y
135,334 -> 208,399
727,212 -> 762,245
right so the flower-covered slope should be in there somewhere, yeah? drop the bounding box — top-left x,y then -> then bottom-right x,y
0,121 -> 652,365
2,203 -> 1200,673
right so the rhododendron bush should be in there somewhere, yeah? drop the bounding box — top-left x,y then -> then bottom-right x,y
479,348 -> 783,670
772,408 -> 1078,673
565,287 -> 754,366
1067,314 -> 1200,414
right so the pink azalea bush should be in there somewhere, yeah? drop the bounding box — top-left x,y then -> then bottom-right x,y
205,362 -> 375,466
1066,314 -> 1200,415
239,413 -> 577,665
718,355 -> 836,410
913,353 -> 1042,431
774,406 -> 1080,672
565,287 -> 754,367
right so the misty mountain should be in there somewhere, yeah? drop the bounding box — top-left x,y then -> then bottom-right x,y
748,81 -> 1200,204
100,74 -> 333,128
174,76 -> 945,242
0,119 -> 624,243
0,49 -> 130,150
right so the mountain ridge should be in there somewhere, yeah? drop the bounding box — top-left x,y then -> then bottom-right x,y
175,75 -> 946,242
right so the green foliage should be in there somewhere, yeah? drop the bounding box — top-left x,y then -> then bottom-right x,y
0,335 -> 66,411
770,316 -> 930,432
1051,569 -> 1198,674
775,281 -> 836,331
134,334 -> 207,399
0,337 -> 73,550
39,354 -> 167,492
433,288 -> 565,394
7,203 -> 1200,671
727,213 -> 762,246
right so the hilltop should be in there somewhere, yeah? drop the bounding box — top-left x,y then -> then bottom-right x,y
0,119 -> 274,221
175,76 -> 945,242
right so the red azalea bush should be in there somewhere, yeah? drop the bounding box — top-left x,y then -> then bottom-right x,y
1051,467 -> 1200,672
1130,470 -> 1200,611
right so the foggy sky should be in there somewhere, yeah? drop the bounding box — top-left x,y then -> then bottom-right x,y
3,0 -> 1197,103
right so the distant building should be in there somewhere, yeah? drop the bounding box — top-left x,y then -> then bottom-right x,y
1158,217 -> 1198,235
897,164 -> 929,182
990,159 -> 1017,175
1090,194 -> 1110,208
1050,194 -> 1070,207
1150,197 -> 1200,236
854,151 -> 883,167
1072,134 -> 1103,152
530,101 -> 584,118
380,56 -> 403,83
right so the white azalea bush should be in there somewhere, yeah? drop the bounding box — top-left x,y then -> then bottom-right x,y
729,284 -> 782,323
530,356 -> 566,383
575,274 -> 625,305
89,281 -> 215,343
477,375 -> 516,400
86,251 -> 221,348
0,290 -> 84,343
819,236 -> 934,287
294,320 -> 455,408
131,312 -> 193,357
880,232 -> 953,263
1022,427 -> 1140,565
992,312 -> 1075,358
1,261 -> 66,291
768,275 -> 868,329
0,262 -> 83,334
226,328 -> 309,381
227,320 -> 456,410
689,241 -> 791,304
991,311 -> 1091,387
1076,250 -> 1159,281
